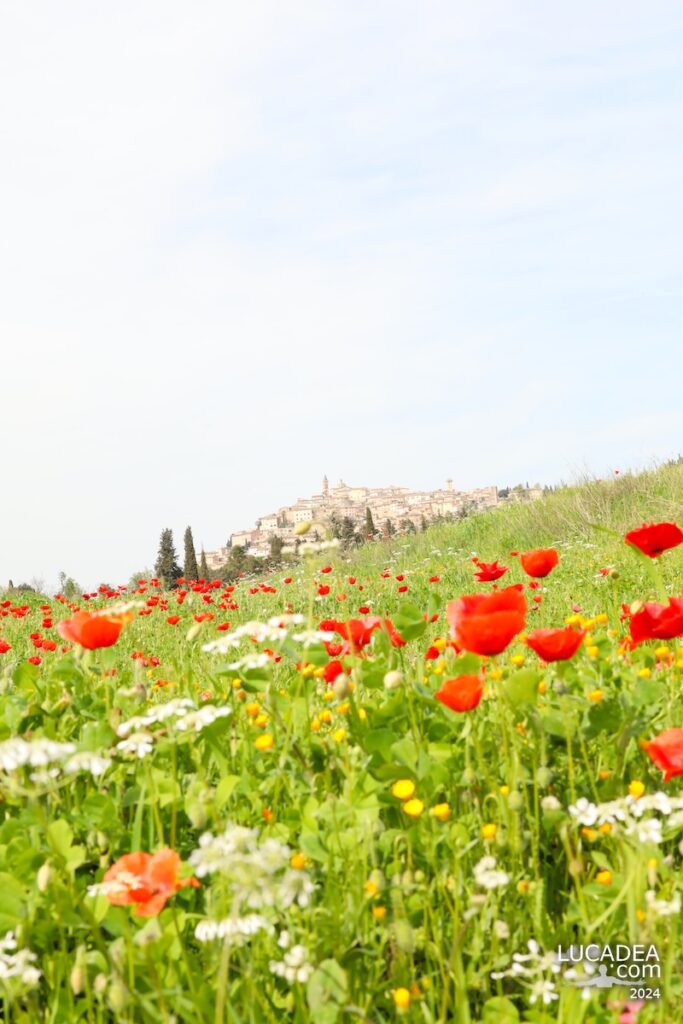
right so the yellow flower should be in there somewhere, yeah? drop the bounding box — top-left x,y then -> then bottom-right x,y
364,880 -> 378,898
245,701 -> 260,717
433,637 -> 447,651
596,870 -> 613,886
372,905 -> 386,921
290,853 -> 307,870
655,645 -> 670,659
392,988 -> 411,1011
313,666 -> 325,678
595,613 -> 608,625
391,779 -> 416,801
598,822 -> 612,835
517,880 -> 529,893
629,780 -> 645,799
588,689 -> 604,703
587,646 -> 600,659
565,613 -> 582,626
638,668 -> 651,679
599,769 -> 611,780
509,654 -> 525,666
337,702 -> 350,715
430,803 -> 451,822
231,678 -> 242,689
332,728 -> 346,743
254,733 -> 274,752
499,785 -> 510,796
481,823 -> 497,841
323,691 -> 334,702
403,798 -> 424,818
538,680 -> 547,695
302,664 -> 315,677
310,717 -> 321,732
581,827 -> 598,841
488,668 -> 503,681
636,909 -> 646,923
358,708 -> 367,721
320,709 -> 333,723
254,713 -> 269,729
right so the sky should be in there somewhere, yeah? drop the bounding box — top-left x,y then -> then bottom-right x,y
2,1 -> 683,590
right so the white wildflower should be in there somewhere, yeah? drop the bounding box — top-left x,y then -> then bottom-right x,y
473,856 -> 509,891
115,732 -> 154,759
63,752 -> 112,778
194,914 -> 273,944
645,889 -> 681,917
269,945 -> 314,985
0,738 -> 75,772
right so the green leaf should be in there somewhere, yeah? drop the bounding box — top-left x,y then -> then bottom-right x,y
483,996 -> 519,1022
307,959 -> 348,1023
503,669 -> 542,707
391,602 -> 426,642
363,728 -> 398,761
215,774 -> 240,809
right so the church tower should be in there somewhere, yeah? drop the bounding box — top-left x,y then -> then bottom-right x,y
322,475 -> 329,498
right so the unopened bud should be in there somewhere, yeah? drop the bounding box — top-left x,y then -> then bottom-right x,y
107,978 -> 128,1013
536,767 -> 553,787
70,966 -> 85,996
94,973 -> 108,996
507,791 -> 524,811
383,670 -> 403,690
186,622 -> 203,642
332,674 -> 350,700
630,600 -> 644,616
294,521 -> 312,536
37,862 -> 52,892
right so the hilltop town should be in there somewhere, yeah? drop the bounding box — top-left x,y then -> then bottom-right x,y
205,477 -> 543,568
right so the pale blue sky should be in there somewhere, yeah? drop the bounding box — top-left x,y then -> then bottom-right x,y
2,2 -> 683,588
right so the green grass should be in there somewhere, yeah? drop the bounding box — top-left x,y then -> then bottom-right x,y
1,461 -> 683,1023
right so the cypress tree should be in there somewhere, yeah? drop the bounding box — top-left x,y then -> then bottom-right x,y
183,526 -> 199,580
364,507 -> 377,538
154,528 -> 182,589
383,518 -> 395,539
199,547 -> 209,579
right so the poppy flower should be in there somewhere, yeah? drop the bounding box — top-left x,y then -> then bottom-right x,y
317,585 -> 330,597
57,609 -> 130,650
625,522 -> 683,558
519,548 -> 559,578
435,675 -> 484,712
323,660 -> 345,684
0,640 -> 11,654
166,615 -> 180,626
473,559 -> 508,582
644,728 -> 683,781
629,598 -> 683,645
526,627 -> 585,662
446,586 -> 527,656
100,849 -> 199,916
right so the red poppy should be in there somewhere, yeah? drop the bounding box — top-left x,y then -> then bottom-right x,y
100,849 -> 198,916
435,675 -> 484,712
446,586 -> 527,656
526,627 -> 585,662
473,559 -> 508,582
629,598 -> 683,645
57,609 -> 130,650
0,640 -> 11,654
317,585 -> 330,597
166,615 -> 180,626
519,548 -> 559,578
429,575 -> 440,583
323,660 -> 345,684
625,522 -> 683,558
644,728 -> 683,781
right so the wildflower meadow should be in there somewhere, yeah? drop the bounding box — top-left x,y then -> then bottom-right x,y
1,465 -> 683,1023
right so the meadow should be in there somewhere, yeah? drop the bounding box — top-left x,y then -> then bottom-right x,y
1,463 -> 683,1023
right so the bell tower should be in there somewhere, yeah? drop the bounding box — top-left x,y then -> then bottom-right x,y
322,475 -> 329,498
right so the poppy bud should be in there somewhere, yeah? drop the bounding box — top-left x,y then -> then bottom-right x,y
333,674 -> 350,700
186,622 -> 203,642
94,973 -> 108,996
294,522 -> 312,536
630,600 -> 645,616
536,767 -> 553,787
607,568 -> 619,579
107,978 -> 129,1013
70,966 -> 85,996
37,862 -> 52,892
507,791 -> 524,811
383,669 -> 403,690
186,799 -> 208,830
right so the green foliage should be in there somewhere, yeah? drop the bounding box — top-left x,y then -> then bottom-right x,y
154,528 -> 182,588
182,526 -> 199,581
